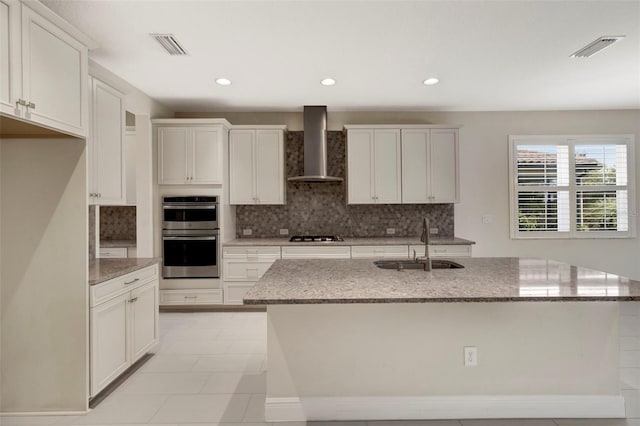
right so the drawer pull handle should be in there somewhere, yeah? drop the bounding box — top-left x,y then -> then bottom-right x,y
128,297 -> 138,303
124,278 -> 140,285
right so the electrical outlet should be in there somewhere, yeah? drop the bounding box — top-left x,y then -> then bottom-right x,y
482,214 -> 493,224
464,346 -> 478,367
430,227 -> 439,235
386,228 -> 396,235
279,228 -> 289,235
242,229 -> 253,236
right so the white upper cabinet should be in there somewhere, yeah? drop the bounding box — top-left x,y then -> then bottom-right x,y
229,126 -> 285,205
0,2 -> 90,137
156,120 -> 230,185
0,0 -> 19,117
88,76 -> 125,205
346,128 -> 402,204
401,128 -> 459,203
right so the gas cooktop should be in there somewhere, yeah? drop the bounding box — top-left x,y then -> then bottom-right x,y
289,235 -> 344,242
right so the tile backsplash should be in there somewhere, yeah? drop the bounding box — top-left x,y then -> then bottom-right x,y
235,131 -> 454,238
100,206 -> 136,241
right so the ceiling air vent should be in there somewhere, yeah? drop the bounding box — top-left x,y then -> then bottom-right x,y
571,36 -> 625,58
150,34 -> 188,56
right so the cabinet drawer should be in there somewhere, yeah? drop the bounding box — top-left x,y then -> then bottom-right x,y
223,246 -> 281,261
160,289 -> 222,305
223,260 -> 275,281
281,246 -> 351,259
351,245 -> 409,259
91,264 -> 158,307
99,247 -> 127,258
223,282 -> 255,305
409,244 -> 472,258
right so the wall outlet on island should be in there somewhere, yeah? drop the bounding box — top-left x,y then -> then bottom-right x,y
386,228 -> 396,235
242,229 -> 252,236
464,346 -> 478,367
430,227 -> 439,235
279,228 -> 289,235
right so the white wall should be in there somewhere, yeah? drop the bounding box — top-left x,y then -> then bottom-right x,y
1,138 -> 87,413
177,109 -> 640,279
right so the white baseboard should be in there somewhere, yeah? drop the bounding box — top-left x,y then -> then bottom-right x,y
0,411 -> 88,416
265,395 -> 626,422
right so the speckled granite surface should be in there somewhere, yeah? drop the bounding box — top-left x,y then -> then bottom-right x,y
243,257 -> 640,304
89,258 -> 159,286
100,239 -> 137,248
224,236 -> 475,246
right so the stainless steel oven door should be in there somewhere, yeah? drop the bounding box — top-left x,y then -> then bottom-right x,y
162,203 -> 218,230
162,230 -> 219,278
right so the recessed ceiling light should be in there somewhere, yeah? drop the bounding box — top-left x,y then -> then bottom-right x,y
423,78 -> 439,86
320,78 -> 336,86
215,78 -> 232,86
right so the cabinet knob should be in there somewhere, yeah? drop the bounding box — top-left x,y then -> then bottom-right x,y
128,297 -> 138,303
27,101 -> 36,109
16,99 -> 26,107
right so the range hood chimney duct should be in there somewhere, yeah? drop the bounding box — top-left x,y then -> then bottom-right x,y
288,106 -> 343,182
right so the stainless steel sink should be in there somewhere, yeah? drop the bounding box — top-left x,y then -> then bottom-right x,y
374,259 -> 464,270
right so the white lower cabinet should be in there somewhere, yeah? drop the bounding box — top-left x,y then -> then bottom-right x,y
160,289 -> 223,305
410,244 -> 472,258
222,246 -> 281,305
90,264 -> 159,398
351,245 -> 409,259
281,246 -> 351,259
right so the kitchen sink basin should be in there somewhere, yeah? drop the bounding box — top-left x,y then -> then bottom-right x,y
374,259 -> 464,270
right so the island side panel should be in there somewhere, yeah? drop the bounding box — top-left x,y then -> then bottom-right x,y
266,302 -> 621,420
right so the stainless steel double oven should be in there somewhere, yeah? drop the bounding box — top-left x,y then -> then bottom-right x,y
162,196 -> 219,279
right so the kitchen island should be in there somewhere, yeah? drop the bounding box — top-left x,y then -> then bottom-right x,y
243,258 -> 640,421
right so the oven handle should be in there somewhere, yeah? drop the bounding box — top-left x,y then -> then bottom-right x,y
163,236 -> 217,241
163,205 -> 216,209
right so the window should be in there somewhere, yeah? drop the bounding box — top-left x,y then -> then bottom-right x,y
509,135 -> 635,239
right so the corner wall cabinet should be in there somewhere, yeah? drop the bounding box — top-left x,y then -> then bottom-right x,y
346,128 -> 402,204
155,119 -> 231,185
229,126 -> 286,205
401,128 -> 459,203
90,264 -> 159,398
0,0 -> 90,137
88,76 -> 126,205
345,125 -> 460,204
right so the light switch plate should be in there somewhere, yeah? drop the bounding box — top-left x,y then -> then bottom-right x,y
279,228 -> 289,235
386,228 -> 396,235
430,228 -> 439,235
242,229 -> 253,236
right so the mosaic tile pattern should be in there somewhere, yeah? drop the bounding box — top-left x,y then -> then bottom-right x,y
236,131 -> 454,238
100,206 -> 137,241
89,205 -> 96,259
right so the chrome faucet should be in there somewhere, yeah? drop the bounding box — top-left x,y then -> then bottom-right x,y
414,217 -> 432,271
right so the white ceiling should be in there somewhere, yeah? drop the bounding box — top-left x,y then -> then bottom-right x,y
43,0 -> 640,113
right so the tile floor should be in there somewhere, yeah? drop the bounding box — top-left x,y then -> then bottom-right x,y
2,310 -> 640,426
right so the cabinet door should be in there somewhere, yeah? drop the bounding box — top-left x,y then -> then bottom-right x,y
430,129 -> 459,203
229,129 -> 256,204
92,78 -> 125,205
130,280 -> 158,362
401,129 -> 430,203
373,129 -> 402,204
90,293 -> 129,397
21,5 -> 87,137
255,129 -> 284,204
347,129 -> 375,204
158,127 -> 189,184
191,127 -> 222,184
0,0 -> 20,117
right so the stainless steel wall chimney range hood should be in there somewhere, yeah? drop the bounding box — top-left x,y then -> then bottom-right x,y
288,106 -> 343,182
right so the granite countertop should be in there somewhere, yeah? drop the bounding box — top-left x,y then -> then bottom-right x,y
243,257 -> 640,304
100,239 -> 137,248
224,236 -> 475,246
89,258 -> 160,286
